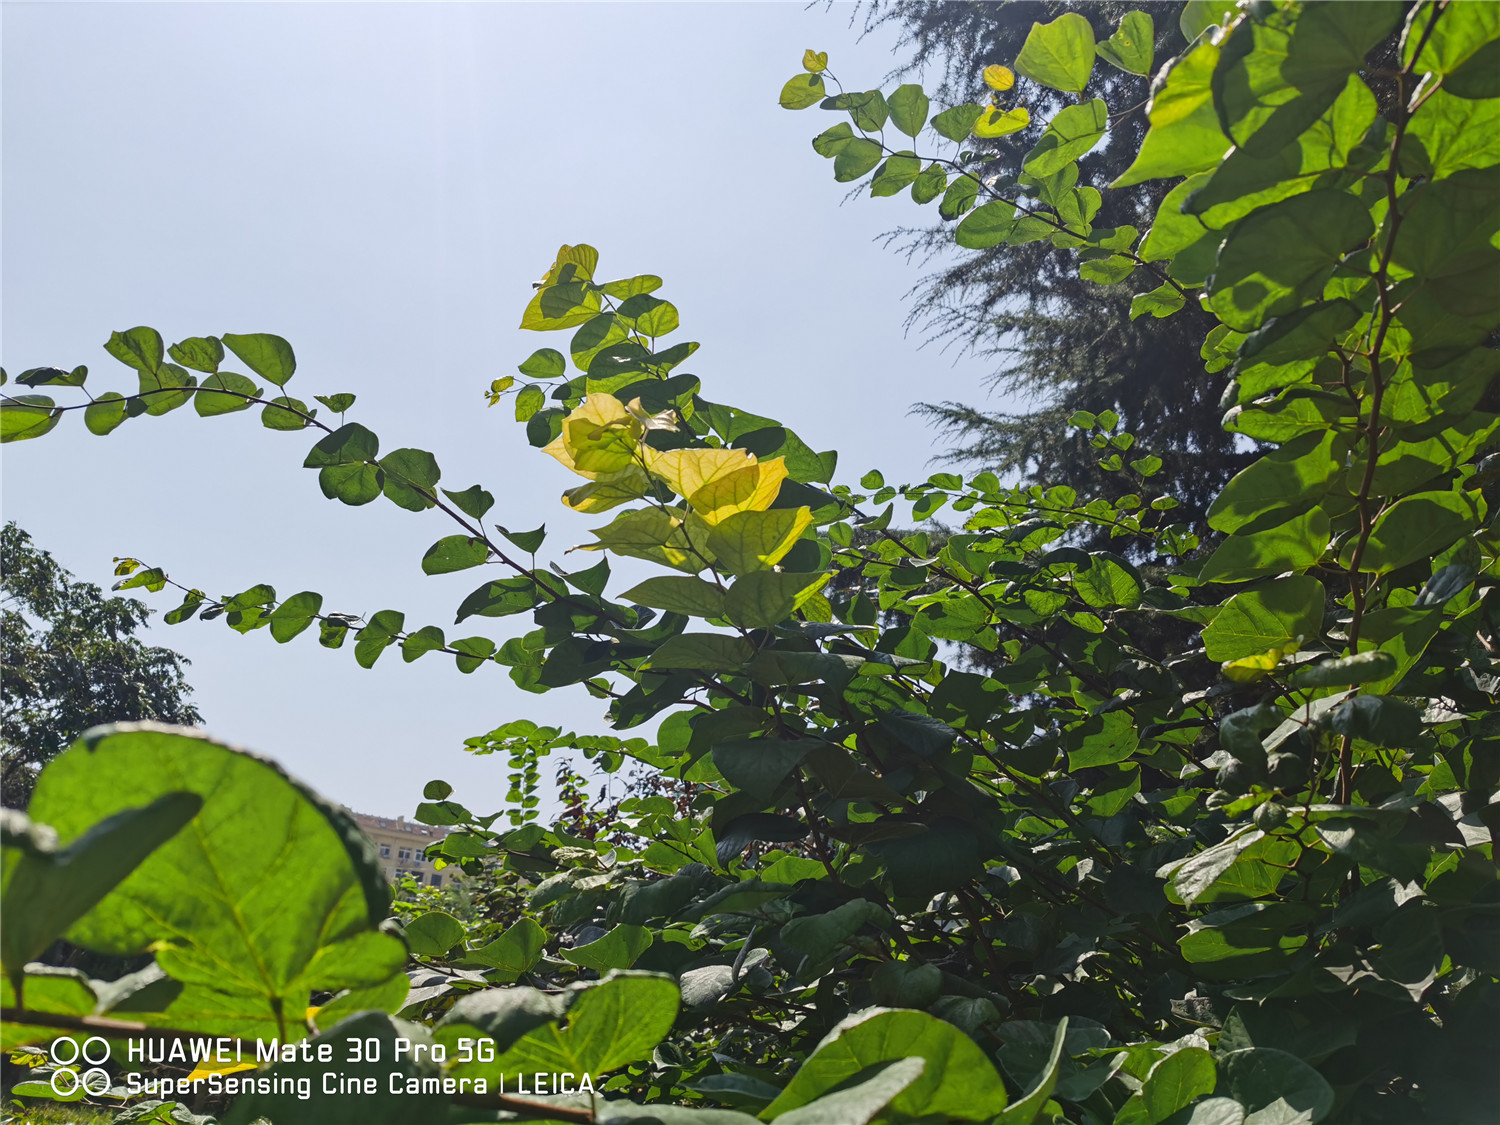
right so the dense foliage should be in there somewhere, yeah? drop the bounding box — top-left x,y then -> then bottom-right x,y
0,523 -> 200,808
2,2 -> 1497,1123
862,1 -> 1251,533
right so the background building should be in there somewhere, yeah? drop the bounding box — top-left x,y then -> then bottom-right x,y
349,810 -> 455,887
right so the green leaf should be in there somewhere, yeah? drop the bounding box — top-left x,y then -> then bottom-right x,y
780,73 -> 825,109
1069,711 -> 1139,769
782,1059 -> 926,1125
888,83 -> 930,137
812,121 -> 856,157
1113,38 -> 1229,187
650,633 -> 754,672
518,347 -> 566,379
1142,1047 -> 1216,1123
401,623 -> 446,660
1023,99 -> 1108,177
1289,651 -> 1396,688
318,463 -> 382,505
221,1011 -> 444,1125
1345,490 -> 1484,574
832,89 -> 889,132
441,485 -> 494,520
1207,432 -> 1340,534
255,592 -> 318,645
870,152 -> 922,197
1180,0 -> 1235,41
0,396 -> 61,444
621,575 -> 726,619
456,577 -> 542,622
1202,575 -> 1325,661
562,924 -> 652,971
725,570 -> 828,628
193,372 -> 262,417
939,174 -> 981,220
260,395 -> 311,431
313,392 -> 356,414
931,104 -> 984,143
1206,191 -> 1375,331
83,392 -> 128,436
404,911 -> 464,956
618,294 -> 680,337
168,336 -> 224,373
713,737 -> 822,800
1219,1047 -> 1334,1125
1,795 -> 202,990
420,534 -> 490,575
1096,11 -> 1154,75
304,420 -> 378,467
17,365 -> 87,388
1198,508 -> 1331,583
497,524 -> 546,554
1131,283 -> 1186,319
706,507 -> 814,575
28,726 -> 402,1037
996,1019 -> 1068,1125
379,447 -> 441,511
834,138 -> 884,182
443,971 -> 678,1079
450,636 -> 496,673
104,326 -> 164,375
912,162 -> 948,204
468,918 -> 546,976
139,362 -> 196,416
1015,13 -> 1096,93
221,332 -> 296,386
1404,0 -> 1499,77
1073,552 -> 1142,609
765,1008 -> 1009,1121
514,383 -> 546,421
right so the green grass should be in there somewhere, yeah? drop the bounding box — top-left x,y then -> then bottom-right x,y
3,1098 -> 120,1125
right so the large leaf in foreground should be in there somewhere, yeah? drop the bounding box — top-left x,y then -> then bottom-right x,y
27,724 -> 404,1039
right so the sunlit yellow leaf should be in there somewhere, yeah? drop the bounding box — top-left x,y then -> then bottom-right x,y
706,507 -> 813,575
983,65 -> 1015,91
544,393 -> 642,477
974,104 -> 1030,137
490,376 -> 515,394
1221,649 -> 1284,683
645,448 -> 788,524
186,1057 -> 258,1082
804,49 -> 829,73
562,464 -> 652,513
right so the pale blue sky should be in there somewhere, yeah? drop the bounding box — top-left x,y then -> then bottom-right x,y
2,2 -> 1002,817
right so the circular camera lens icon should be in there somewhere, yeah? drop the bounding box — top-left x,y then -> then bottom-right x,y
48,1037 -> 112,1098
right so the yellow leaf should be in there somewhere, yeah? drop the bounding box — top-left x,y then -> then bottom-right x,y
544,393 -> 642,478
562,464 -> 652,513
974,104 -> 1030,137
983,64 -> 1015,91
1222,649 -> 1283,683
803,49 -> 829,73
706,507 -> 813,576
580,507 -> 713,572
489,376 -> 515,394
645,448 -> 787,524
186,1057 -> 258,1082
646,447 -> 754,499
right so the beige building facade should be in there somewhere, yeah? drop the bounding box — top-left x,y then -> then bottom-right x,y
350,811 -> 456,888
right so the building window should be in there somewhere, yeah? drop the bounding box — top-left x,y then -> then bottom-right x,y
379,845 -> 390,858
398,848 -> 411,861
429,874 -> 442,887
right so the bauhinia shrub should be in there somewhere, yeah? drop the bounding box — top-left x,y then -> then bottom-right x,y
1,2 -> 1496,1122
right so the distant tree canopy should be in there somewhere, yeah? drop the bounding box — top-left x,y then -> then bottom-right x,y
0,522 -> 200,806
864,1 -> 1253,534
